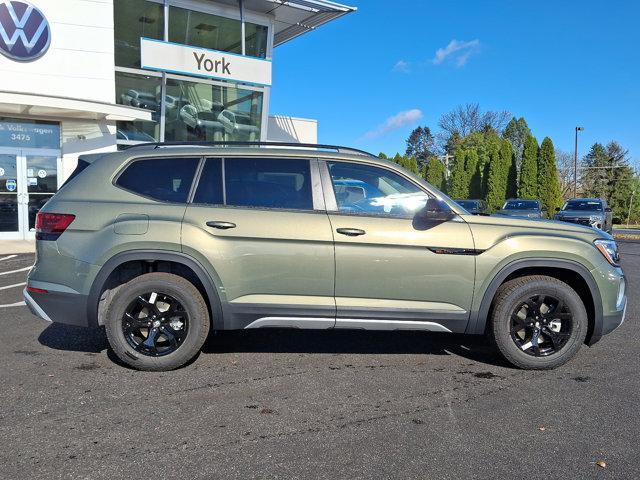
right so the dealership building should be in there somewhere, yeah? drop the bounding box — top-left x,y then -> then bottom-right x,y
0,0 -> 354,239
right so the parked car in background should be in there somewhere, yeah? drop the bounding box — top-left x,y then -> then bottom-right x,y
218,109 -> 260,140
179,104 -> 225,140
455,199 -> 489,215
554,198 -> 613,234
120,89 -> 158,111
496,199 -> 546,219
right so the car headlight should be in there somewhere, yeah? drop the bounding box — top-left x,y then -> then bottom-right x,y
589,215 -> 602,223
594,239 -> 620,267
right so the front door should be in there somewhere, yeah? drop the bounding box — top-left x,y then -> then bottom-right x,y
0,149 -> 60,240
322,159 -> 476,333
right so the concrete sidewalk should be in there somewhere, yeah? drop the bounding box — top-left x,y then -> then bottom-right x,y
0,240 -> 35,254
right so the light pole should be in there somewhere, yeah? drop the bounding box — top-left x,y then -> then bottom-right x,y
573,126 -> 584,197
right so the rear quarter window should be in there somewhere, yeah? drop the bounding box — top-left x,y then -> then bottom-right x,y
116,157 -> 199,203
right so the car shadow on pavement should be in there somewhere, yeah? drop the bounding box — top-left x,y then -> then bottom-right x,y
38,324 -> 108,354
202,330 -> 510,368
37,324 -> 509,369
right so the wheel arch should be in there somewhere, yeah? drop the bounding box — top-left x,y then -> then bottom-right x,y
467,259 -> 604,345
87,250 -> 224,331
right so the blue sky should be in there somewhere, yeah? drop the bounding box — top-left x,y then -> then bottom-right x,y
270,0 -> 640,166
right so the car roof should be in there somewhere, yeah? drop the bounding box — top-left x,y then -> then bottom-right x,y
505,198 -> 540,203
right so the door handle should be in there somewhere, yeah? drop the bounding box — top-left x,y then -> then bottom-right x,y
336,228 -> 366,237
206,221 -> 236,230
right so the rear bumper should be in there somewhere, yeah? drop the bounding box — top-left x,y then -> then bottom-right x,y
23,287 -> 91,327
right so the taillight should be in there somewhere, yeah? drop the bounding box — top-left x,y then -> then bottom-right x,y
27,286 -> 48,294
35,213 -> 75,240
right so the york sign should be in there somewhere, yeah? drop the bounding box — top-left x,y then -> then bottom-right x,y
0,0 -> 51,61
140,38 -> 271,87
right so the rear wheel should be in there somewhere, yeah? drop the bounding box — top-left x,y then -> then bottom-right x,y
489,275 -> 587,370
104,272 -> 210,371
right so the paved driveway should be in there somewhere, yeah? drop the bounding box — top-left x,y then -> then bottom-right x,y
1,245 -> 638,479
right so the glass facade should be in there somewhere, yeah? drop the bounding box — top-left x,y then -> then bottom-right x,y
114,0 -> 269,143
115,71 -> 162,142
114,0 -> 164,69
165,78 -> 262,142
169,6 -> 268,59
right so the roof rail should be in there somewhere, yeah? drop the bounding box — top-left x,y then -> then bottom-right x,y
121,141 -> 376,157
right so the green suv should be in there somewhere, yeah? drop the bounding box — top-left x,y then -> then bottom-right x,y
24,143 -> 626,371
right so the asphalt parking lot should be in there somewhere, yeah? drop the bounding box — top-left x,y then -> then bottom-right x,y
1,245 -> 638,480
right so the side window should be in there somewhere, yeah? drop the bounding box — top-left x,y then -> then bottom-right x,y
225,158 -> 313,210
327,161 -> 429,217
193,158 -> 223,205
116,157 -> 199,203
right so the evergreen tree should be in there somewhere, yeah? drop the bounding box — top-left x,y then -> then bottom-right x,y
500,139 -> 517,199
460,132 -> 489,198
519,135 -> 539,198
465,150 -> 482,198
537,137 -> 564,213
378,152 -> 388,159
580,143 -> 608,198
503,117 -> 531,167
423,157 -> 446,191
606,142 -> 635,219
582,142 -> 635,219
448,148 -> 469,199
485,136 -> 507,210
405,156 -> 420,175
444,131 -> 462,155
405,126 -> 435,164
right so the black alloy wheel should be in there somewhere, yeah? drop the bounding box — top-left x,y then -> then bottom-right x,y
509,294 -> 573,357
122,291 -> 189,357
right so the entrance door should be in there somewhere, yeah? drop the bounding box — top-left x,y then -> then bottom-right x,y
0,153 -> 20,236
0,148 -> 61,240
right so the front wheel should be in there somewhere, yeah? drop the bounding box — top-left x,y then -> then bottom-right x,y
105,272 -> 210,371
489,275 -> 588,370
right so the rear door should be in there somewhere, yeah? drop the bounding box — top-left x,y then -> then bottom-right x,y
182,156 -> 336,329
322,159 -> 476,333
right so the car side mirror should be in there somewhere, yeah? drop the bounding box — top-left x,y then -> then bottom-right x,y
605,207 -> 612,213
413,198 -> 455,230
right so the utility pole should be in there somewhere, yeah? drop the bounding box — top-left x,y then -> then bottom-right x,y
573,126 -> 584,198
627,189 -> 635,228
441,153 -> 454,179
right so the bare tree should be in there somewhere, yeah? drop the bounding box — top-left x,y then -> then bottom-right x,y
555,148 -> 575,198
438,103 -> 511,138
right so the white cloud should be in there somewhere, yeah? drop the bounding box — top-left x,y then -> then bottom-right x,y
392,60 -> 411,73
432,39 -> 480,67
363,109 -> 423,139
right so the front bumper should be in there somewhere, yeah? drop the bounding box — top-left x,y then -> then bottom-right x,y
602,299 -> 627,336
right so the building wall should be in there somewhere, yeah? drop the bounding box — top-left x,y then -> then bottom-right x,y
0,0 -> 115,103
267,115 -> 318,144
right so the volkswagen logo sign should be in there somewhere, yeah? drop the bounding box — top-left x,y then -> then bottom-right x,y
0,1 -> 50,61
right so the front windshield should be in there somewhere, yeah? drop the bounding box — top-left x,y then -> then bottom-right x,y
456,200 -> 477,210
504,200 -> 539,210
563,200 -> 603,211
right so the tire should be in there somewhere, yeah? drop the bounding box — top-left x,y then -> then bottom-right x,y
488,275 -> 588,370
105,272 -> 210,371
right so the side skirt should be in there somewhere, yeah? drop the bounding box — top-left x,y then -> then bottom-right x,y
244,317 -> 452,333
